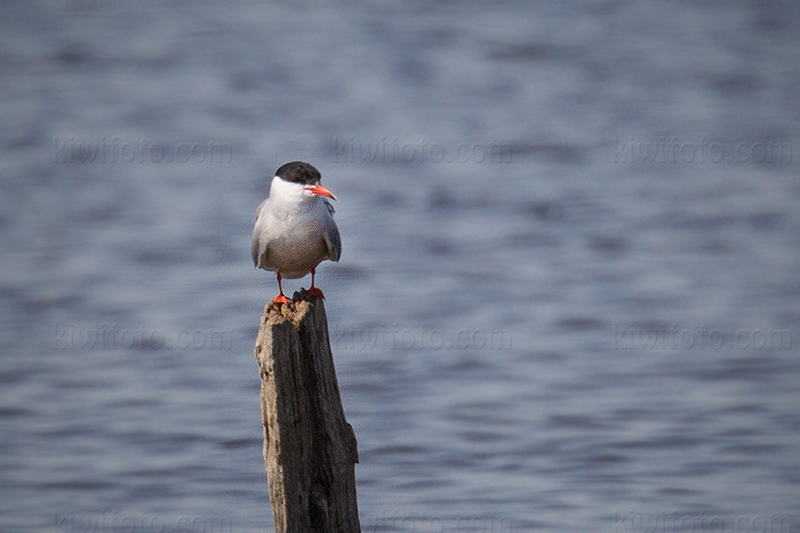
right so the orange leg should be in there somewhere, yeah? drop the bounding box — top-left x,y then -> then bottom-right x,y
307,268 -> 325,298
273,272 -> 290,304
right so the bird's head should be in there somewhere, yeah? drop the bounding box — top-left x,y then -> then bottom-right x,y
274,161 -> 338,203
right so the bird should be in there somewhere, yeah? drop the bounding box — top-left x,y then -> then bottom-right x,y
252,161 -> 341,304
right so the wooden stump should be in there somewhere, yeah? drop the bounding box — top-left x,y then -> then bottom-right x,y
254,290 -> 360,533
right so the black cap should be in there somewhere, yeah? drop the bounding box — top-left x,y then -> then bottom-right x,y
275,161 -> 321,185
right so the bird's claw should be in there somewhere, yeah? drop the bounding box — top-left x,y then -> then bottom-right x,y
307,287 -> 325,299
272,294 -> 291,305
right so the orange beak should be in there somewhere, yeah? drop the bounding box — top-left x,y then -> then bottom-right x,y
307,184 -> 338,202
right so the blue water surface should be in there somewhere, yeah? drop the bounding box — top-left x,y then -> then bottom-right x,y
1,1 -> 799,531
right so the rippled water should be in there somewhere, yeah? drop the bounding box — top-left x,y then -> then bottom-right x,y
2,1 -> 800,532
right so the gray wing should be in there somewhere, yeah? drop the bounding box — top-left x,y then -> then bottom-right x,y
322,212 -> 342,262
252,199 -> 268,268
254,198 -> 269,221
251,232 -> 265,267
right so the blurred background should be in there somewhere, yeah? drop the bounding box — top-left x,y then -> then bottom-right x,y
2,1 -> 800,531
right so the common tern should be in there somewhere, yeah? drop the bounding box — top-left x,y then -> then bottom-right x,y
252,161 -> 341,304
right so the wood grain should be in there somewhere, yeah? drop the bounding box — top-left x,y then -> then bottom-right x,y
254,290 -> 360,533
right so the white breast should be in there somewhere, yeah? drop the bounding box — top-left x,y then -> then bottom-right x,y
252,178 -> 338,279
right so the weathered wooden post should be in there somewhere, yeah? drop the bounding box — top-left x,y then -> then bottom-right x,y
254,289 -> 360,533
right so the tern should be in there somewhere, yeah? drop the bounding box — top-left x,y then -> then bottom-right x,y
252,161 -> 341,304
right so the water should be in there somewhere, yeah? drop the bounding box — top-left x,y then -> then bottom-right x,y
2,1 -> 800,531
